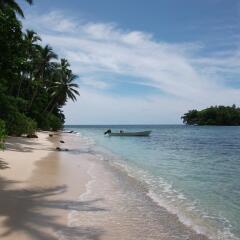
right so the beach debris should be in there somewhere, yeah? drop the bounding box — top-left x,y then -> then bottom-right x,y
60,140 -> 65,143
104,129 -> 112,135
27,134 -> 38,138
56,147 -> 69,151
49,134 -> 53,137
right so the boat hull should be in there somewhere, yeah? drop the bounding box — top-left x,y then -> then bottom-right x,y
108,131 -> 151,137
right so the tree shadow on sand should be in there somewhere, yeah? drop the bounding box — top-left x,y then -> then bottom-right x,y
4,136 -> 57,153
4,142 -> 55,153
0,159 -> 9,169
0,177 -> 106,240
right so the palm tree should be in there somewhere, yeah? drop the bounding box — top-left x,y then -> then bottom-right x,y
17,30 -> 41,97
59,58 -> 70,73
48,73 -> 80,114
0,0 -> 33,18
29,45 -> 58,109
43,60 -> 73,113
24,29 -> 42,82
24,30 -> 41,48
36,45 -> 58,79
55,73 -> 80,103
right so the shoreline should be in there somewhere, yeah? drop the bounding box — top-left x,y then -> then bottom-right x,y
79,152 -> 209,240
0,131 -> 211,239
0,131 -> 105,240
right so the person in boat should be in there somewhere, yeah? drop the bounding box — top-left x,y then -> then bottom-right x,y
104,129 -> 112,135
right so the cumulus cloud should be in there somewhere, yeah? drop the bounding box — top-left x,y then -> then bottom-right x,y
23,11 -> 240,124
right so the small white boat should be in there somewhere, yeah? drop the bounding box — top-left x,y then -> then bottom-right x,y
105,130 -> 151,137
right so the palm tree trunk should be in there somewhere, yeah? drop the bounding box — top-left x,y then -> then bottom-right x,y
17,78 -> 23,97
49,102 -> 57,114
28,86 -> 38,110
28,74 -> 42,110
43,97 -> 55,113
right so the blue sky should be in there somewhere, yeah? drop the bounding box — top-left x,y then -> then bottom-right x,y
21,0 -> 240,124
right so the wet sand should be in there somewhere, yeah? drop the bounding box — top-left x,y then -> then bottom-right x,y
0,132 -> 209,240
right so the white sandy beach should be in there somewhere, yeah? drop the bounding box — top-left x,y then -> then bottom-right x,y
0,132 -> 55,182
0,132 -> 95,240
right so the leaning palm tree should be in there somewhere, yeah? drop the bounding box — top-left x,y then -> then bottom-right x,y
57,73 -> 80,104
48,73 -> 80,114
0,0 -> 33,18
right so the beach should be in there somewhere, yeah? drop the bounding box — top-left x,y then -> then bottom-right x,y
0,130 -> 213,240
1,1 -> 239,239
0,132 -> 91,239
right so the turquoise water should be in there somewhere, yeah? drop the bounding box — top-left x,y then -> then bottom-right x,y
66,125 -> 240,240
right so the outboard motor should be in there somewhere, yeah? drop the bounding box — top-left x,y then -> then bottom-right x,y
104,129 -> 112,135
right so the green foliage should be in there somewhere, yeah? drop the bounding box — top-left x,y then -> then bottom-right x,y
0,119 -> 6,149
0,8 -> 24,92
48,114 -> 64,131
182,105 -> 240,126
0,2 -> 79,135
37,114 -> 63,131
0,0 -> 32,18
7,112 -> 37,136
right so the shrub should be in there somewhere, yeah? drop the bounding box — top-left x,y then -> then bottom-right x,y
7,112 -> 37,136
48,114 -> 63,131
0,119 -> 6,149
36,114 -> 63,131
26,118 -> 38,136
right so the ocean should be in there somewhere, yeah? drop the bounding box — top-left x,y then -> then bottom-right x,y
65,125 -> 240,240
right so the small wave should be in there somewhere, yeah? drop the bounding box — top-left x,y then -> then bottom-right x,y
67,162 -> 96,229
92,151 -> 238,240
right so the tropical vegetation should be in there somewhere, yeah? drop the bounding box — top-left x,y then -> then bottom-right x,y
0,0 -> 79,137
182,105 -> 240,126
0,119 -> 6,149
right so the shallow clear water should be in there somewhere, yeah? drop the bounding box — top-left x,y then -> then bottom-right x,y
66,125 -> 240,240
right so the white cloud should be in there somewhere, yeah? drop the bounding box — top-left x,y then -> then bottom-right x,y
81,77 -> 110,89
23,11 -> 240,124
26,11 -> 79,33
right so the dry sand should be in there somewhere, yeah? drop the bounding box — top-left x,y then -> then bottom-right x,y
0,132 -> 98,240
0,132 -> 55,182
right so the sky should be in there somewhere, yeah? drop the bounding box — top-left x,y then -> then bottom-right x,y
21,0 -> 240,124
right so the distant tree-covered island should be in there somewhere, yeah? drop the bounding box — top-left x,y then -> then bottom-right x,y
181,105 -> 240,126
